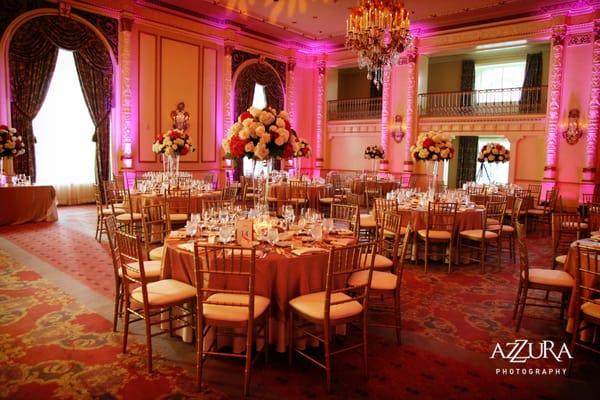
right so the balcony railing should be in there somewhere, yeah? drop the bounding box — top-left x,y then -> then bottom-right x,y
328,97 -> 382,121
418,86 -> 548,117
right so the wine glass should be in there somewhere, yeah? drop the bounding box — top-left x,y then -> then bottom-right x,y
310,224 -> 323,242
322,218 -> 333,235
267,227 -> 279,247
219,225 -> 234,243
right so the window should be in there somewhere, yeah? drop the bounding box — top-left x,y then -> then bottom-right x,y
474,61 -> 526,103
33,49 -> 96,186
243,83 -> 269,177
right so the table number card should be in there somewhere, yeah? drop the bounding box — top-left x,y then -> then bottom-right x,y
236,219 -> 253,247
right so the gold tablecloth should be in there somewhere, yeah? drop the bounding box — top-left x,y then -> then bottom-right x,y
0,185 -> 58,225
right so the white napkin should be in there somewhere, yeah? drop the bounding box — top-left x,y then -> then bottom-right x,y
177,242 -> 195,252
291,247 -> 328,256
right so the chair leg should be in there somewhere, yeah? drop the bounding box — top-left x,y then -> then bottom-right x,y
323,323 -> 332,393
144,312 -> 153,373
196,319 -> 204,392
122,299 -> 130,353
394,289 -> 402,346
512,282 -> 522,320
113,280 -> 121,332
243,319 -> 254,397
515,288 -> 528,332
424,239 -> 429,273
479,240 -> 485,273
447,241 -> 452,273
288,310 -> 294,366
362,311 -> 369,379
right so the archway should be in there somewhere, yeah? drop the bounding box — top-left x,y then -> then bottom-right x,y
6,14 -> 114,184
232,59 -> 285,179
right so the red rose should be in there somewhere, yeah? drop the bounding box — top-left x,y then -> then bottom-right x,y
180,147 -> 189,156
230,134 -> 249,157
169,131 -> 178,140
0,125 -> 7,131
282,143 -> 294,159
496,144 -> 502,151
240,112 -> 252,122
301,147 -> 308,156
423,138 -> 435,148
285,120 -> 291,130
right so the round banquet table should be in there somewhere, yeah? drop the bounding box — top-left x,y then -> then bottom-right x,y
267,183 -> 326,210
0,185 -> 58,225
396,203 -> 485,233
128,190 -> 221,213
162,235 -> 354,352
564,238 -> 600,337
352,180 -> 397,195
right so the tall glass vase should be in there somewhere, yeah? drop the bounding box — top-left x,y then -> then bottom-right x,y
0,157 -> 4,186
427,160 -> 440,195
162,154 -> 180,184
294,157 -> 302,178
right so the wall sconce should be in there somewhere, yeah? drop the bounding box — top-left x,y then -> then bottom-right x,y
390,115 -> 406,143
562,108 -> 584,145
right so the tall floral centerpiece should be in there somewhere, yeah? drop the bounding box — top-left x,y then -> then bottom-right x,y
477,142 -> 509,184
0,125 -> 26,181
410,131 -> 454,193
223,106 -> 301,200
364,145 -> 384,173
293,136 -> 311,177
152,129 -> 194,179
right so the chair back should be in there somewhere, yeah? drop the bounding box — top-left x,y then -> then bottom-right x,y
323,242 -> 376,322
588,203 -> 600,234
485,200 -> 506,226
193,243 -> 258,327
552,213 -> 583,257
467,186 -> 486,195
507,197 -> 523,227
94,183 -> 105,215
528,183 -> 542,206
542,188 -> 559,213
221,186 -> 238,201
115,231 -> 150,302
345,192 -> 363,208
289,181 -> 308,200
470,194 -> 487,206
104,215 -> 120,280
166,187 -> 191,215
575,244 -> 600,316
141,202 -> 170,256
330,203 -> 359,234
514,222 -> 530,285
425,202 -> 458,233
377,212 -> 410,273
202,199 -> 235,213
373,198 -> 398,225
582,193 -> 600,205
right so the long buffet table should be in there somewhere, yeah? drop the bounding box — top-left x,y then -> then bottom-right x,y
0,185 -> 58,225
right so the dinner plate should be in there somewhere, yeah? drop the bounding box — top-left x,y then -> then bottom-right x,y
590,235 -> 600,242
276,240 -> 292,247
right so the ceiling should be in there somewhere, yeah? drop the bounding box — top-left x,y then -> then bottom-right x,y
143,0 -> 591,48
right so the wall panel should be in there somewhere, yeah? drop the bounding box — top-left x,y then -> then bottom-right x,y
138,32 -> 157,162
202,47 -> 217,163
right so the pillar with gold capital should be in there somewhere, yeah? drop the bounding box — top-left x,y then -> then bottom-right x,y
314,59 -> 326,176
403,46 -> 418,178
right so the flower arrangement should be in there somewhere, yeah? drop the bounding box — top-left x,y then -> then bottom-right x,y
410,131 -> 454,161
0,125 -> 25,158
152,129 -> 194,156
294,137 -> 311,158
222,106 -> 300,160
364,145 -> 384,160
478,142 -> 509,163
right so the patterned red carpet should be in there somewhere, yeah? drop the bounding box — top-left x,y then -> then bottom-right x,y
0,205 -> 598,399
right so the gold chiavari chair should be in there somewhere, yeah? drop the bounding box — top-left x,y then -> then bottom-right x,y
94,183 -> 124,242
141,202 -> 171,261
221,185 -> 238,201
527,187 -> 559,234
364,179 -> 382,210
373,198 -> 398,226
330,203 -> 359,236
166,187 -> 191,227
417,202 -> 457,273
485,199 -> 506,228
469,193 -> 487,206
588,203 -> 600,235
201,199 -> 235,214
202,173 -> 217,189
568,243 -> 600,375
582,193 -> 600,205
289,180 -> 308,207
495,197 -> 523,263
458,208 -> 502,273
318,184 -> 341,217
288,242 -> 376,393
117,230 -> 196,372
506,189 -> 530,225
512,222 -> 574,332
467,186 -> 486,195
551,213 -> 586,270
109,184 -> 142,234
348,222 -> 412,345
193,243 -> 270,397
346,192 -> 376,240
528,183 -> 542,207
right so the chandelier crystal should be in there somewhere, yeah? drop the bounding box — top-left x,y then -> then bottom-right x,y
345,0 -> 412,89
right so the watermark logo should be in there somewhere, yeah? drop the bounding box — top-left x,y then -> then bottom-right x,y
490,339 -> 573,375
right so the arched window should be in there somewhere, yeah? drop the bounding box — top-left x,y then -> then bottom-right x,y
243,83 -> 269,177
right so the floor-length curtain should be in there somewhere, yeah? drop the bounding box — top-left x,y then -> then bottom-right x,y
520,52 -> 542,113
8,15 -> 113,195
456,136 -> 479,187
9,26 -> 58,181
460,60 -> 475,111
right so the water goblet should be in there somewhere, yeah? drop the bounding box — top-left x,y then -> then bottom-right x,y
310,224 -> 323,242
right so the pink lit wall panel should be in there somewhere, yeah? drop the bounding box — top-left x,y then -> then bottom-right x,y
138,32 -> 157,163
160,37 -> 200,164
201,47 -> 217,163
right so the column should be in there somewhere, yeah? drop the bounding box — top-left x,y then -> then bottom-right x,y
286,56 -> 297,127
222,42 -> 234,180
403,46 -> 418,177
379,65 -> 391,173
119,13 -> 134,170
314,59 -> 326,176
543,25 -> 566,195
581,20 -> 600,198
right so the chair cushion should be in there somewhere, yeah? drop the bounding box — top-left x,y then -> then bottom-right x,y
417,229 -> 451,240
528,268 -> 574,287
290,197 -> 307,203
581,300 -> 600,319
555,254 -> 567,265
131,279 -> 196,306
319,197 -> 335,204
360,253 -> 393,270
487,224 -> 515,233
591,230 -> 600,236
116,212 -> 142,222
103,207 -> 126,215
289,291 -> 363,321
360,214 -> 377,228
119,260 -> 162,279
203,293 -> 270,322
169,213 -> 188,221
348,269 -> 397,291
486,218 -> 501,225
149,245 -> 164,261
459,229 -> 498,240
527,209 -> 545,215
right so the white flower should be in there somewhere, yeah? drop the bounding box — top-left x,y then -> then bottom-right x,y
488,155 -> 495,161
432,154 -> 438,161
492,148 -> 498,155
255,125 -> 266,137
418,149 -> 429,158
259,134 -> 271,144
277,128 -> 289,142
239,128 -> 251,140
222,138 -> 231,153
274,136 -> 286,146
440,148 -> 450,158
172,144 -> 178,150
259,111 -> 275,125
254,142 -> 269,159
276,118 -> 285,128
8,127 -> 16,133
249,107 -> 261,117
292,141 -> 300,152
278,111 -> 290,121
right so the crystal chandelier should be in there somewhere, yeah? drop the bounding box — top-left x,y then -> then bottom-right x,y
345,0 -> 412,89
